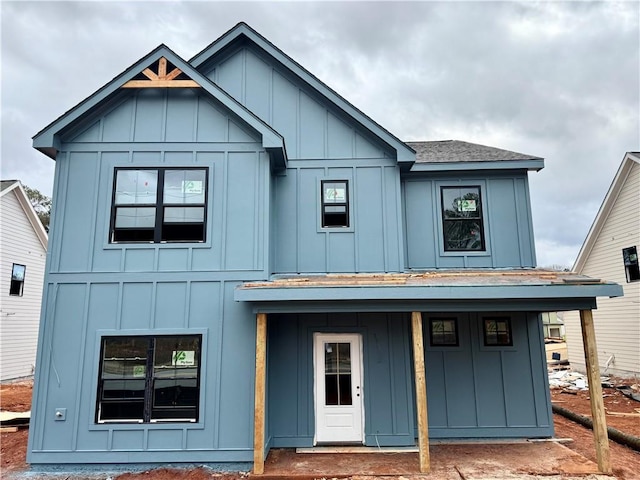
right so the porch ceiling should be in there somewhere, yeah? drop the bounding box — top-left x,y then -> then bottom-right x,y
234,269 -> 622,312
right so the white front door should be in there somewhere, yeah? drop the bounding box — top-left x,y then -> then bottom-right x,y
314,333 -> 364,444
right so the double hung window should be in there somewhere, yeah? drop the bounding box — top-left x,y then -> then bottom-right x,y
441,186 -> 485,251
622,246 -> 639,282
111,168 -> 207,243
96,335 -> 201,423
321,180 -> 349,228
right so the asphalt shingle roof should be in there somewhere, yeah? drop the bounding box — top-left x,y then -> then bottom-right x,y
405,140 -> 543,164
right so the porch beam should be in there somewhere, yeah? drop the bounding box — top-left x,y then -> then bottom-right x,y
411,311 -> 430,473
253,312 -> 267,474
579,309 -> 611,474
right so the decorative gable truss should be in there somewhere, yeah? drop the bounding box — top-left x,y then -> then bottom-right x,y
122,57 -> 199,88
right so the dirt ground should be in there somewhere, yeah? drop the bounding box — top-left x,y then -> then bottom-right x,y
2,380 -> 639,479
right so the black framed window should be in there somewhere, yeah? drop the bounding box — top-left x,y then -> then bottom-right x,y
622,246 -> 640,283
321,180 -> 349,228
483,317 -> 512,346
96,335 -> 201,423
110,168 -> 207,243
441,186 -> 485,251
9,264 -> 26,296
429,317 -> 458,346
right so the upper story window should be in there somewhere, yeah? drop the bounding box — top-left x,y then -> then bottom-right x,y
96,335 -> 201,423
110,168 -> 207,243
622,246 -> 639,282
9,264 -> 26,296
441,186 -> 485,251
321,180 -> 349,228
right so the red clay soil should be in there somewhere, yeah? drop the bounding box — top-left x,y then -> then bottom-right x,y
2,380 -> 640,479
550,386 -> 640,480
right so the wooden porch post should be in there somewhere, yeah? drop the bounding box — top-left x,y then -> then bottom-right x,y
579,309 -> 611,474
253,312 -> 267,474
411,311 -> 430,473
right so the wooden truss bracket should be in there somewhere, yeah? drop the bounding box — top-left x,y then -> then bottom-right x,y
122,57 -> 199,88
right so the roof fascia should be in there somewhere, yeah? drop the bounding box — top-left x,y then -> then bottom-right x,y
234,282 -> 622,302
6,183 -> 48,249
410,159 -> 544,172
33,45 -> 286,165
573,152 -> 639,272
190,23 -> 415,165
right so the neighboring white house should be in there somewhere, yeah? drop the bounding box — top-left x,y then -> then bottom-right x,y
564,152 -> 640,378
0,180 -> 48,381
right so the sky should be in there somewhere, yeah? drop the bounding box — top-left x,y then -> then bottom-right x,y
1,1 -> 638,268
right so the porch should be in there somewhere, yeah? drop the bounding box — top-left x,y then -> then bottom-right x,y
250,442 -> 609,479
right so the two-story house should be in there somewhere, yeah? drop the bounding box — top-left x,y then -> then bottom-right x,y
28,23 -> 621,474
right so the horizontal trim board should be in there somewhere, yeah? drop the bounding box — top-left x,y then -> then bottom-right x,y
235,284 -> 621,302
47,270 -> 269,283
29,462 -> 252,474
297,446 -> 419,453
28,450 -> 254,464
410,160 -> 544,172
61,143 -> 263,152
249,298 -> 598,313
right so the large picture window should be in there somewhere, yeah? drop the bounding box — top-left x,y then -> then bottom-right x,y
96,335 -> 201,423
441,186 -> 485,251
321,180 -> 349,228
110,168 -> 207,243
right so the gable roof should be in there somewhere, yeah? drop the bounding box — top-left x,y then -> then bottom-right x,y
190,22 -> 415,165
406,140 -> 544,172
573,152 -> 640,272
33,44 -> 287,169
0,180 -> 48,249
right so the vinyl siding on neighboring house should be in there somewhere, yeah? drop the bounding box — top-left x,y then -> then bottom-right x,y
564,160 -> 640,377
0,189 -> 47,381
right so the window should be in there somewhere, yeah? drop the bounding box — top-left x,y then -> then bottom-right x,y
622,246 -> 640,282
96,335 -> 201,423
483,317 -> 512,346
110,168 -> 207,243
441,186 -> 485,251
429,317 -> 459,346
9,264 -> 26,296
321,180 -> 349,228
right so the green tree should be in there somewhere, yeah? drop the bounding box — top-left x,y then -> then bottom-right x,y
23,185 -> 51,232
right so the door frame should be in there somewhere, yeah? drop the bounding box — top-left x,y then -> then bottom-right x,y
313,332 -> 365,445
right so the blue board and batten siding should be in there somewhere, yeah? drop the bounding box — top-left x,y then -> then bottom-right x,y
403,172 -> 537,269
29,89 -> 269,463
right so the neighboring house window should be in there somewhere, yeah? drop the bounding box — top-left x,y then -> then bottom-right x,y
110,168 -> 207,243
321,180 -> 349,228
441,186 -> 485,251
9,264 -> 26,296
429,317 -> 459,346
96,335 -> 201,423
483,317 -> 512,346
622,246 -> 640,282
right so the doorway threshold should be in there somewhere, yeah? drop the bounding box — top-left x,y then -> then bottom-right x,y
296,445 -> 419,454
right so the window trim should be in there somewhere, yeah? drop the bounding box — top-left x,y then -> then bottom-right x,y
622,246 -> 640,283
482,316 -> 513,347
428,317 -> 459,347
9,263 -> 26,297
320,179 -> 350,229
109,167 -> 209,244
440,185 -> 486,253
95,333 -> 203,425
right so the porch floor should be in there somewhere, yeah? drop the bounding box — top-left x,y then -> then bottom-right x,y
251,442 -> 612,479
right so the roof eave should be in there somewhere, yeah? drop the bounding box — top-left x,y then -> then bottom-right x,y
410,159 -> 544,172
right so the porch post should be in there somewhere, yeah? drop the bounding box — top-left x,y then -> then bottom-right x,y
253,312 -> 267,474
411,311 -> 430,473
579,309 -> 611,474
